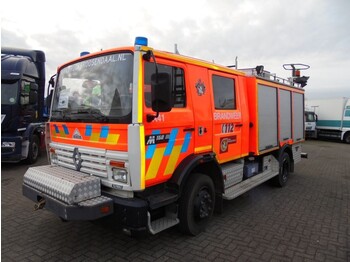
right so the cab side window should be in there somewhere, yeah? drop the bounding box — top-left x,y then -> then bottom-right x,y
345,109 -> 350,117
20,81 -> 31,105
212,75 -> 236,110
144,62 -> 186,108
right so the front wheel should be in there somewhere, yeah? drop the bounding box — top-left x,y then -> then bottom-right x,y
179,173 -> 215,236
25,135 -> 40,164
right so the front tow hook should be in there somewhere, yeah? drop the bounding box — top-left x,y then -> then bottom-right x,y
34,198 -> 46,210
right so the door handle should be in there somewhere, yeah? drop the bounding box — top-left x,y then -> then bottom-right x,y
235,123 -> 243,127
183,128 -> 195,132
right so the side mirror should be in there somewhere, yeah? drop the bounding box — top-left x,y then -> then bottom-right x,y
49,75 -> 55,87
30,82 -> 38,91
29,90 -> 38,104
151,73 -> 172,112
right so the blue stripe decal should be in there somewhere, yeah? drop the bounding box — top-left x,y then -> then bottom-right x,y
63,125 -> 69,135
54,124 -> 59,134
85,125 -> 92,136
146,130 -> 161,159
317,120 -> 350,128
100,126 -> 109,138
181,132 -> 191,153
164,128 -> 178,156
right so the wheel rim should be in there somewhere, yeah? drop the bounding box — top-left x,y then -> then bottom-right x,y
194,187 -> 213,220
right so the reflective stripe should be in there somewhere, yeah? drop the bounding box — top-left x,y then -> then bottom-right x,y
194,145 -> 212,153
52,124 -> 120,145
146,147 -> 165,180
100,126 -> 109,138
145,128 -> 193,182
164,128 -> 178,156
181,132 -> 191,153
165,145 -> 182,175
145,130 -> 160,159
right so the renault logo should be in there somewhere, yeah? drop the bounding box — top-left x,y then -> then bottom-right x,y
73,147 -> 83,171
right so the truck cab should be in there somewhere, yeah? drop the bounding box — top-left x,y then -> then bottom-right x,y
1,48 -> 47,163
304,106 -> 317,139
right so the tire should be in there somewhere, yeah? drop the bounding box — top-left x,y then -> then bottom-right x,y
272,152 -> 290,187
179,173 -> 215,236
25,135 -> 40,164
343,132 -> 350,144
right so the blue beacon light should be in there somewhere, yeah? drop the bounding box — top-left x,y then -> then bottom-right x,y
135,37 -> 148,46
80,51 -> 90,57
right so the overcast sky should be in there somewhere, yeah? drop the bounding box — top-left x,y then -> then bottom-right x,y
2,0 -> 349,100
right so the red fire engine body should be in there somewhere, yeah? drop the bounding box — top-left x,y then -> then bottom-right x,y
23,37 -> 307,236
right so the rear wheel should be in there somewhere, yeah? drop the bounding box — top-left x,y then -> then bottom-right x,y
25,135 -> 40,164
273,152 -> 290,187
179,173 -> 215,235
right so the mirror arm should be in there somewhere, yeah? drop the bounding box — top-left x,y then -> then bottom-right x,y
146,111 -> 159,122
144,51 -> 159,77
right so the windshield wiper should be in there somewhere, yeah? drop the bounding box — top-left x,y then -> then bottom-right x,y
73,108 -> 108,122
51,109 -> 72,121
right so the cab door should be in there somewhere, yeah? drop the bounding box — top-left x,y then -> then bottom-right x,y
210,71 -> 243,163
143,60 -> 194,187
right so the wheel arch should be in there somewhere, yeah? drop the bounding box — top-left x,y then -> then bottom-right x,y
24,123 -> 45,143
275,144 -> 294,172
168,153 -> 224,196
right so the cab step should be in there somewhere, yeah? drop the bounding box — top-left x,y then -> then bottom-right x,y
147,212 -> 179,235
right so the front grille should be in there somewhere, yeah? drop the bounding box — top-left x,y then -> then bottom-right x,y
51,142 -> 107,178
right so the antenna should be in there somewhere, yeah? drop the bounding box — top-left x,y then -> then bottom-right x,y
174,44 -> 179,54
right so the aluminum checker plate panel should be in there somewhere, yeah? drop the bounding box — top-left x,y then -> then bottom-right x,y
23,165 -> 101,205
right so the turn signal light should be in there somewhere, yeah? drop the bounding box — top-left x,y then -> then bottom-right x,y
110,160 -> 125,168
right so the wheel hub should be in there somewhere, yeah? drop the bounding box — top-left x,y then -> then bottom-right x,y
194,189 -> 213,220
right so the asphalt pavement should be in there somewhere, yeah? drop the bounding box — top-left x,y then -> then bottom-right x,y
1,140 -> 349,261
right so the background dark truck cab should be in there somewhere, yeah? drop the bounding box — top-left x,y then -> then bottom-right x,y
1,47 -> 47,164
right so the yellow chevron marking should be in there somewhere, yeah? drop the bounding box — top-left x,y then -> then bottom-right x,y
146,147 -> 165,180
106,134 -> 120,144
164,145 -> 182,175
90,132 -> 100,141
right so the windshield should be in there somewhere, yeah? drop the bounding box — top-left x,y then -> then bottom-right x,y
1,81 -> 19,105
51,52 -> 133,123
305,112 -> 316,122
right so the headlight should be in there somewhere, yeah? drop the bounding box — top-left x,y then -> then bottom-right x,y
2,142 -> 15,148
112,168 -> 128,183
49,147 -> 58,164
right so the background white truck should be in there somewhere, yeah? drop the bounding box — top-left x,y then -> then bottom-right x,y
304,105 -> 317,139
306,97 -> 350,143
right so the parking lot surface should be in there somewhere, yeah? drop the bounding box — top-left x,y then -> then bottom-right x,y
1,140 -> 349,261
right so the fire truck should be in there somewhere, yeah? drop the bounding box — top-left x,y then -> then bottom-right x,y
23,37 -> 308,236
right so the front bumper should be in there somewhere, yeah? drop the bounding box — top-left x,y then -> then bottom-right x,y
23,184 -> 114,220
22,165 -> 148,232
1,136 -> 22,162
